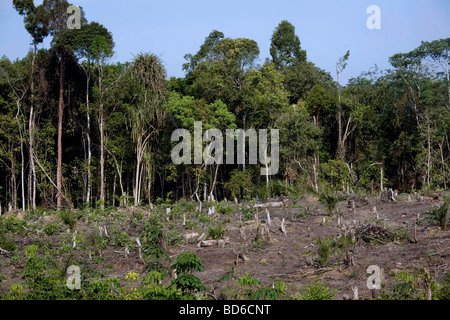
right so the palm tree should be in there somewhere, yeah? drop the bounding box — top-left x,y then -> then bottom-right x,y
129,53 -> 167,206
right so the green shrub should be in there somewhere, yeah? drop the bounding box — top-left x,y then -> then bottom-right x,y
170,273 -> 205,293
0,234 -> 17,252
143,214 -> 168,260
59,210 -> 82,230
293,280 -> 336,300
317,236 -> 333,267
171,252 -> 204,274
208,222 -> 227,240
166,229 -> 183,247
170,252 -> 205,295
2,216 -> 27,235
424,200 -> 449,230
319,192 -> 340,215
198,214 -> 210,226
238,274 -> 260,287
217,205 -> 233,215
434,270 -> 450,300
242,209 -> 254,222
43,223 -> 62,236
249,287 -> 280,300
115,231 -> 132,248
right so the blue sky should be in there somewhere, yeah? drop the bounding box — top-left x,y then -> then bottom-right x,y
1,0 -> 449,84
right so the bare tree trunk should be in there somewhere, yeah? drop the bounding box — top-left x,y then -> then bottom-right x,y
29,42 -> 37,212
11,154 -> 17,210
56,59 -> 65,210
380,167 -> 383,193
15,103 -> 25,211
98,58 -> 105,210
337,70 -> 343,161
112,172 -> 116,207
209,164 -> 220,200
99,102 -> 105,208
426,113 -> 432,188
439,140 -> 447,189
135,155 -> 141,207
86,67 -> 92,205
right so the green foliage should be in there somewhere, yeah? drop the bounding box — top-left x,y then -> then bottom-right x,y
242,209 -> 254,222
391,271 -> 421,300
1,216 -> 27,235
251,239 -> 266,250
170,252 -> 205,295
59,210 -> 82,230
171,252 -> 204,274
217,205 -> 233,215
434,270 -> 450,300
208,221 -> 227,240
224,170 -> 252,200
238,274 -> 260,287
424,200 -> 449,230
293,280 -> 336,300
317,236 -> 333,267
115,231 -> 132,248
319,191 -> 342,215
43,222 -> 62,236
170,273 -> 205,294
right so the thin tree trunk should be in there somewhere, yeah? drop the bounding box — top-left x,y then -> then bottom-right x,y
337,71 -> 343,161
134,144 -> 141,206
86,66 -> 92,205
439,140 -> 446,189
426,112 -> 432,188
57,59 -> 65,210
15,103 -> 25,211
11,158 -> 16,210
209,163 -> 220,200
29,42 -> 37,212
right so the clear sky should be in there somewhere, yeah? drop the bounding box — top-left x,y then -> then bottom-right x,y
1,0 -> 449,84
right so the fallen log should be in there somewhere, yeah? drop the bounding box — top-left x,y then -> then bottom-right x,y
198,237 -> 230,248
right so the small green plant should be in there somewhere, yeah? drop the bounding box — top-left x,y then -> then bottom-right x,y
115,231 -> 132,248
43,222 -> 61,236
217,205 -> 233,215
238,274 -> 260,286
198,214 -> 210,226
208,221 -> 227,240
170,252 -> 205,294
319,192 -> 339,216
171,252 -> 204,274
242,209 -> 254,222
251,239 -> 266,250
59,210 -> 82,230
293,279 -> 336,300
166,229 -> 183,247
317,236 -> 333,267
434,270 -> 450,300
184,219 -> 196,230
424,200 -> 449,230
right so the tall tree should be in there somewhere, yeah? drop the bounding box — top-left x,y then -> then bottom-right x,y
13,0 -> 49,212
336,50 -> 350,161
62,22 -> 114,206
270,20 -> 306,71
48,0 -> 86,209
129,53 -> 167,206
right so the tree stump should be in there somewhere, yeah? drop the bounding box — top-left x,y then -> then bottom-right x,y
255,222 -> 270,241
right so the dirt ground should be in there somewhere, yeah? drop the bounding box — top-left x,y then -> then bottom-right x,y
1,191 -> 449,300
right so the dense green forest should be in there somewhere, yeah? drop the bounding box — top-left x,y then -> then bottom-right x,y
1,0 -> 449,214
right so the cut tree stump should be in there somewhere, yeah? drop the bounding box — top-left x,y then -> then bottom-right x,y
255,222 -> 270,241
